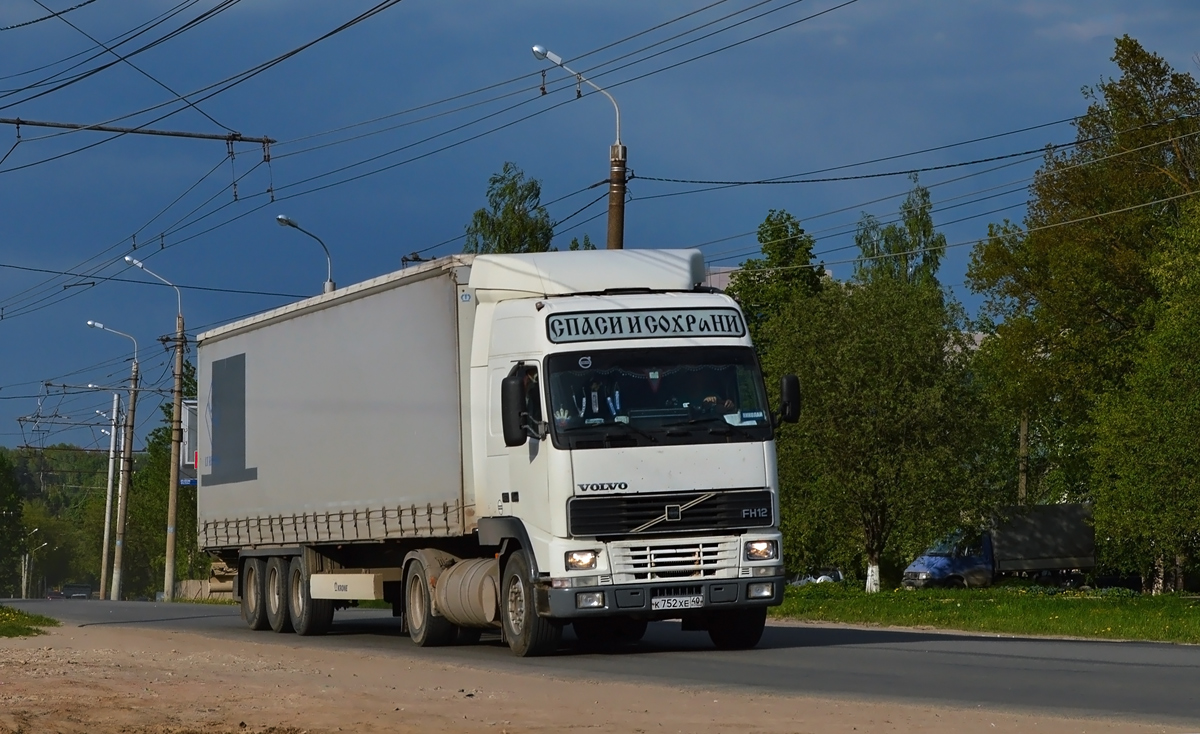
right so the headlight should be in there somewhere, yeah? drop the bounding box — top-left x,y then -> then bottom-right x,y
565,550 -> 599,570
744,540 -> 778,562
918,572 -> 931,580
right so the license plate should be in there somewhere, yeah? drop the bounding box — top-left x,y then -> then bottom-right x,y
651,595 -> 703,610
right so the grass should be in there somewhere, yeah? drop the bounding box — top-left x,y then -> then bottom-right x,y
0,604 -> 61,637
771,582 -> 1200,644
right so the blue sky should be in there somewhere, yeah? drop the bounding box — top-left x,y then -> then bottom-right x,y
1,0 -> 1198,450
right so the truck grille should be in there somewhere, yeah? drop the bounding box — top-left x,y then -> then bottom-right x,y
608,538 -> 739,583
568,489 -> 772,537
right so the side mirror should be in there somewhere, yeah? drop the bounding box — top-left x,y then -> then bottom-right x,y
779,374 -> 801,423
501,375 -> 527,447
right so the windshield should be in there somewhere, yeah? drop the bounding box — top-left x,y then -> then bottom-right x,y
545,346 -> 772,449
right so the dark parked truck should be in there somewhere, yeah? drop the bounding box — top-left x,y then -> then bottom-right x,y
903,504 -> 1095,589
197,250 -> 799,656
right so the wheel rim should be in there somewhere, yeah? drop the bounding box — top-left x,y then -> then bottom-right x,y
505,574 -> 526,638
407,573 -> 427,632
290,567 -> 304,618
267,566 -> 279,614
246,565 -> 259,612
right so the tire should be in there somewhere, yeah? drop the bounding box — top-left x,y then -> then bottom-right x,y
265,557 -> 293,633
405,559 -> 456,647
240,558 -> 269,631
288,555 -> 333,636
501,550 -> 561,657
946,577 -> 967,589
707,607 -> 767,650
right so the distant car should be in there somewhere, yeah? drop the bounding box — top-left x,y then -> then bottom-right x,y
62,583 -> 91,599
45,590 -> 65,600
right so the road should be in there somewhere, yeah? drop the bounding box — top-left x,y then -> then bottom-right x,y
7,598 -> 1200,725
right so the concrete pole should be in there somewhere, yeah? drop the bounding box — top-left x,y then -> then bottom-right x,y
20,553 -> 28,599
163,314 -> 185,601
110,361 -> 139,602
98,392 -> 120,600
607,144 -> 627,250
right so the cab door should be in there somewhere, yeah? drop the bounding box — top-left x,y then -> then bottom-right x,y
485,359 -> 551,534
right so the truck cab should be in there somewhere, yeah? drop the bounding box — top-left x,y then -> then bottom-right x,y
468,250 -> 793,651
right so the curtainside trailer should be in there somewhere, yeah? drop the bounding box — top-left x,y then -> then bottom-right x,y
197,249 -> 798,656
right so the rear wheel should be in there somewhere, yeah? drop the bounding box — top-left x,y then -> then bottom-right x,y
240,558 -> 269,631
501,550 -> 561,657
707,607 -> 767,650
287,555 -> 333,636
265,556 -> 293,633
405,559 -> 456,647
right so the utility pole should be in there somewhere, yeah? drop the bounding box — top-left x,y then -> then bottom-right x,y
123,255 -> 185,602
164,311 -> 185,601
607,143 -> 627,250
110,361 -> 138,601
98,393 -> 120,600
1018,410 -> 1028,505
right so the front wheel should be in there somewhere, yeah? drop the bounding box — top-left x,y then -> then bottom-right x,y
707,607 -> 767,650
501,550 -> 561,657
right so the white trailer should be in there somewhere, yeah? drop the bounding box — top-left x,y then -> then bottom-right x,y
197,249 -> 798,655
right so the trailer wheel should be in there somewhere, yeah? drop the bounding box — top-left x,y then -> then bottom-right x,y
707,607 -> 767,650
501,550 -> 561,657
265,557 -> 293,633
405,559 -> 456,647
288,555 -> 333,636
240,558 -> 269,631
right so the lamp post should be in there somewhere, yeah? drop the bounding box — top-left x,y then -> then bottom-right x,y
96,397 -> 121,600
276,215 -> 335,293
532,44 -> 626,250
124,255 -> 185,603
87,320 -> 139,601
19,528 -> 38,599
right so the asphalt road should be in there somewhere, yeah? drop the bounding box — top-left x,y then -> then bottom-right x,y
7,598 -> 1200,725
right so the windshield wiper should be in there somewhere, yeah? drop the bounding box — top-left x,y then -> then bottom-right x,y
662,415 -> 755,439
558,423 -> 658,443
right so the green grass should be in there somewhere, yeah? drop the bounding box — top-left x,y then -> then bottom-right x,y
771,582 -> 1200,644
0,604 -> 61,637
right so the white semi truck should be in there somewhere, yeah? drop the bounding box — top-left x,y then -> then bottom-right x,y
197,249 -> 798,656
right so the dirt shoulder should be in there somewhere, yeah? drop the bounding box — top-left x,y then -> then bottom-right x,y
0,624 -> 1188,734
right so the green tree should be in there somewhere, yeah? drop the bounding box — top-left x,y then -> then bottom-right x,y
968,37 -> 1200,505
854,174 -> 945,287
1092,200 -> 1200,591
0,451 -> 21,596
463,162 -> 554,254
568,233 -> 597,251
725,209 -> 822,351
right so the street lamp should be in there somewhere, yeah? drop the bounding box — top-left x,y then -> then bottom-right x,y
87,319 -> 140,601
123,255 -> 186,603
276,215 -> 335,293
21,541 -> 48,599
532,44 -> 626,250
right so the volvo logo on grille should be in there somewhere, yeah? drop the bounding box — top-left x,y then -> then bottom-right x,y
578,482 -> 629,492
665,504 -> 682,521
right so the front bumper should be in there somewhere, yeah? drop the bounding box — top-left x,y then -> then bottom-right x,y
538,576 -> 785,619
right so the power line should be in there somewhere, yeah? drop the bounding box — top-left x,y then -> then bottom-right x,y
0,261 -> 303,298
740,188 -> 1200,276
0,0 -> 101,32
28,0 -> 237,132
